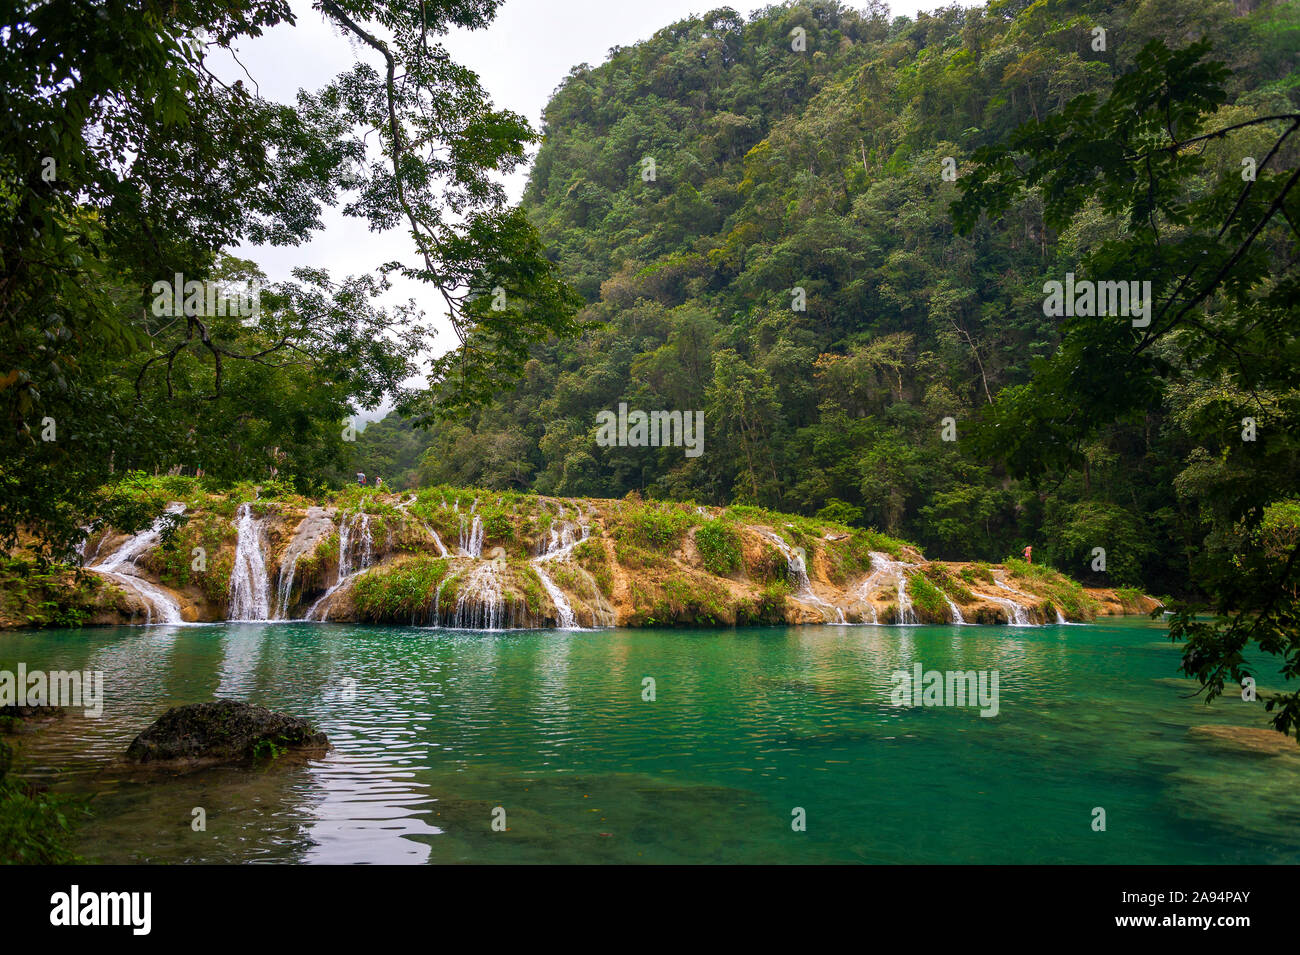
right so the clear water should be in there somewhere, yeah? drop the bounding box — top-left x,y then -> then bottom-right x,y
3,617 -> 1298,864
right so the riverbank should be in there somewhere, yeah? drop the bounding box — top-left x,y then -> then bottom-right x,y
2,480 -> 1159,630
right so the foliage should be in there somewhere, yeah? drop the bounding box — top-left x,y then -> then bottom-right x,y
613,501 -> 696,551
0,734 -> 85,863
954,32 -> 1299,739
350,557 -> 449,622
906,571 -> 948,622
395,0 -> 1287,616
695,519 -> 742,575
2,0 -> 581,562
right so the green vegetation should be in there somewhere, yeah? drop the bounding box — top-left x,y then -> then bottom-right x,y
2,0 -> 580,565
351,557 -> 450,623
0,730 -> 84,863
695,520 -> 742,576
907,572 -> 948,622
922,563 -> 977,606
613,500 -> 696,551
0,558 -> 106,628
1003,559 -> 1099,621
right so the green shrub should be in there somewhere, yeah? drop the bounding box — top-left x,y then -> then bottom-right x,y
351,557 -> 449,621
906,571 -> 947,621
695,520 -> 741,575
616,502 -> 695,551
922,563 -> 976,604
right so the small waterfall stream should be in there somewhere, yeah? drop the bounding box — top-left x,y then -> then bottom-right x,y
451,562 -> 505,629
90,504 -> 186,624
457,499 -> 484,557
944,595 -> 966,625
305,511 -> 375,621
273,507 -> 334,619
856,552 -> 917,625
421,521 -> 450,557
759,528 -> 845,623
228,502 -> 271,621
532,517 -> 583,629
992,577 -> 1033,626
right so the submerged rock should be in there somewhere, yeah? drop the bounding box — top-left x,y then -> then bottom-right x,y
125,699 -> 329,765
1188,724 -> 1299,758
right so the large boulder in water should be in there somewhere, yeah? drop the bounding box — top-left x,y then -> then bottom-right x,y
125,699 -> 329,765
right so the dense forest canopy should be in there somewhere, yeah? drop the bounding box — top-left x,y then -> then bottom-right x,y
391,0 -> 1298,602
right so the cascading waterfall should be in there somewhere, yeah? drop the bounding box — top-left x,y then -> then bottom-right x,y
944,595 -> 966,625
759,528 -> 845,623
228,502 -> 271,621
421,521 -> 450,558
991,578 -> 1032,626
855,552 -> 918,625
457,499 -> 484,557
895,571 -> 916,625
531,518 -> 583,629
305,511 -> 375,621
451,562 -> 505,629
90,504 -> 186,624
429,571 -> 456,625
273,508 -> 333,620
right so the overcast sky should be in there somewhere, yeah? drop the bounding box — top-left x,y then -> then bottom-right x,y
220,0 -> 976,414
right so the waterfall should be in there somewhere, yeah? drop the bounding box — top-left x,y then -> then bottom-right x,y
429,571 -> 456,625
420,521 -> 450,558
531,518 -> 584,629
452,562 -> 505,629
228,503 -> 271,621
944,595 -> 966,625
458,507 -> 484,557
991,578 -> 1032,626
535,569 -> 575,629
90,504 -> 186,624
759,528 -> 845,623
856,552 -> 917,625
895,571 -> 916,625
304,511 -> 375,621
273,507 -> 334,620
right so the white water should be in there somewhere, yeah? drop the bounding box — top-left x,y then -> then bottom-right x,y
228,503 -> 271,621
856,552 -> 917,625
430,572 -> 456,625
421,521 -> 450,558
944,595 -> 966,625
305,511 -> 375,621
451,498 -> 484,558
532,519 -> 584,629
991,578 -> 1032,626
759,528 -> 845,623
273,508 -> 333,620
90,504 -> 186,624
273,559 -> 298,620
451,561 -> 506,629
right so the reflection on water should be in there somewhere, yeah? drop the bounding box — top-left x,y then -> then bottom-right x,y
2,618 -> 1298,864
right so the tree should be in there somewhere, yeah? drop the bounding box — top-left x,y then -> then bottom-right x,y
953,39 -> 1300,741
2,0 -> 581,557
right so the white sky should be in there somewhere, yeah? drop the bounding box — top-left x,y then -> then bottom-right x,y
221,0 -> 976,415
